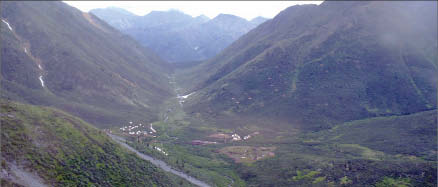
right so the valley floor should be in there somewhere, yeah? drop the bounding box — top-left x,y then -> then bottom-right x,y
107,73 -> 437,187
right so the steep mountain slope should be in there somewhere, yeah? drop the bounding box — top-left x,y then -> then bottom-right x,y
182,1 -> 438,131
0,100 -> 192,186
1,1 -> 173,128
90,8 -> 268,62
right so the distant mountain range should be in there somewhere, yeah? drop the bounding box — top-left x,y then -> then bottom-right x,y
90,7 -> 268,62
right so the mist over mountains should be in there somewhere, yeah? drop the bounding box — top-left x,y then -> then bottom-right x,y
90,7 -> 268,62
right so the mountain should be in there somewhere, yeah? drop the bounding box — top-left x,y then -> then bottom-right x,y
1,1 -> 173,128
0,100 -> 192,186
168,2 -> 437,186
85,7 -> 137,30
90,8 -> 269,62
181,1 -> 438,131
250,16 -> 269,25
137,10 -> 202,29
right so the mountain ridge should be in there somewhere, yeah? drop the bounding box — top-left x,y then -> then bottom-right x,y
90,8 -> 269,62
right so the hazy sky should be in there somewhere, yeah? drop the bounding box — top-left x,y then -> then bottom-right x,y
64,1 -> 323,20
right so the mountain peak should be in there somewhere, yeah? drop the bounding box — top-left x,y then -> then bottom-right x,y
147,9 -> 191,17
211,13 -> 248,24
90,7 -> 136,17
214,13 -> 245,20
250,16 -> 268,25
195,14 -> 210,22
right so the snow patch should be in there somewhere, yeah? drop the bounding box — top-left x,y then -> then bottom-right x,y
39,76 -> 45,87
150,123 -> 157,133
178,92 -> 195,99
232,133 -> 241,141
2,19 -> 12,31
24,47 -> 27,53
38,64 -> 42,70
194,46 -> 199,50
154,146 -> 168,156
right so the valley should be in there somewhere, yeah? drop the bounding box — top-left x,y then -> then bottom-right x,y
106,68 -> 437,186
1,1 -> 437,186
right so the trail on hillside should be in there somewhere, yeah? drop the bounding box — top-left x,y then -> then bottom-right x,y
108,134 -> 211,187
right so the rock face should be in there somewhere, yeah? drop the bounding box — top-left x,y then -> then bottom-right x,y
183,1 -> 438,131
1,1 -> 173,128
90,8 -> 268,62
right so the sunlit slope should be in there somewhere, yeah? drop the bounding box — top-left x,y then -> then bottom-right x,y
0,100 -> 192,186
1,1 -> 173,128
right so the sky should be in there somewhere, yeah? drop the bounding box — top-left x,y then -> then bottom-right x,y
64,1 -> 323,20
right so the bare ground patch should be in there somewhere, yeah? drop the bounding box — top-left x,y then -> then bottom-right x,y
219,146 -> 276,163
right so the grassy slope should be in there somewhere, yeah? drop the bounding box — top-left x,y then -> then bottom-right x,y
1,1 -> 173,128
306,110 -> 437,160
0,100 -> 192,186
181,1 -> 437,131
236,110 -> 437,186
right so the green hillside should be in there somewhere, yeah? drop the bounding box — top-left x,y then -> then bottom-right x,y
1,1 -> 436,187
0,100 -> 192,186
307,110 -> 437,159
179,1 -> 437,131
238,110 -> 437,186
1,1 -> 173,128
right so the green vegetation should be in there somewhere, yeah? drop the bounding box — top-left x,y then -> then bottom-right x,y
292,170 -> 322,182
0,100 -> 192,186
114,98 -> 247,187
340,176 -> 352,185
306,110 -> 437,161
179,1 -> 437,133
1,1 -> 437,187
375,177 -> 412,187
229,111 -> 437,186
163,3 -> 438,185
113,89 -> 436,187
1,1 -> 173,128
